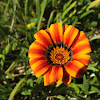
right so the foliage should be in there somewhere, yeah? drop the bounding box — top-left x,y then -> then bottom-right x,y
0,0 -> 100,100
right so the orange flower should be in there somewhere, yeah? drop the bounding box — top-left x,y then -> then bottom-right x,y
28,22 -> 91,86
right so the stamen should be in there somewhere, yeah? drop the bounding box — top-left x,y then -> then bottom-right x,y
50,46 -> 70,65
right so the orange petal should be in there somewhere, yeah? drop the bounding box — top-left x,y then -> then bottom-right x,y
63,24 -> 68,34
43,66 -> 63,86
73,54 -> 91,66
29,58 -> 51,77
28,41 -> 46,58
43,68 -> 51,86
34,30 -> 52,49
72,31 -> 91,55
49,22 -> 63,43
72,43 -> 91,55
62,69 -> 71,86
64,60 -> 86,78
64,25 -> 79,47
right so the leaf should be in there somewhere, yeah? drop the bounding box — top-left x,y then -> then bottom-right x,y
36,0 -> 41,24
91,86 -> 100,94
89,34 -> 100,41
5,60 -> 17,74
72,16 -> 78,26
8,77 -> 26,100
36,76 -> 43,84
0,54 -> 5,61
12,42 -> 18,51
63,0 -> 72,11
26,79 -> 33,87
83,75 -> 90,100
86,0 -> 100,11
52,0 -> 57,8
21,89 -> 32,95
83,75 -> 89,95
37,0 -> 47,31
25,0 -> 28,16
56,81 -> 63,87
87,62 -> 99,72
80,10 -> 95,19
62,1 -> 77,19
53,95 -> 66,100
3,43 -> 11,55
47,10 -> 56,28
68,83 -> 80,94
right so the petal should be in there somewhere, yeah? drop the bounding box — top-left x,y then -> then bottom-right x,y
64,25 -> 79,47
49,22 -> 63,43
34,30 -> 52,48
72,31 -> 89,47
73,54 -> 91,66
28,41 -> 46,58
72,31 -> 91,55
43,66 -> 63,86
63,24 -> 68,34
64,60 -> 86,78
45,28 -> 50,35
43,67 -> 51,86
62,69 -> 71,86
29,58 -> 51,77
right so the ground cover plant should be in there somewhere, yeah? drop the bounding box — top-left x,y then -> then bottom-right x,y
0,0 -> 100,100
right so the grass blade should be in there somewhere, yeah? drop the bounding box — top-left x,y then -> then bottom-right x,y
8,77 -> 26,100
47,10 -> 56,28
62,1 -> 77,19
37,0 -> 47,31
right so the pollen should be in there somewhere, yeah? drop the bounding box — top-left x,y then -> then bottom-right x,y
50,46 -> 70,65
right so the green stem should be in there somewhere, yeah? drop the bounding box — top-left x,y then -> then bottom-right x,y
8,77 -> 26,100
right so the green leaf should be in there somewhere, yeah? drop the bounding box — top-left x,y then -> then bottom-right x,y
21,89 -> 32,95
86,0 -> 100,10
91,86 -> 100,94
36,76 -> 43,84
68,83 -> 80,94
37,0 -> 47,31
8,77 -> 26,100
47,10 -> 56,28
63,0 -> 72,11
89,34 -> 100,41
56,81 -> 63,87
83,75 -> 89,95
62,1 -> 77,19
83,75 -> 90,100
52,0 -> 57,8
36,0 -> 41,24
26,79 -> 33,87
3,43 -> 11,55
87,62 -> 99,72
5,60 -> 18,74
25,0 -> 28,17
12,42 -> 18,51
80,10 -> 95,19
72,16 -> 78,26
53,95 -> 66,100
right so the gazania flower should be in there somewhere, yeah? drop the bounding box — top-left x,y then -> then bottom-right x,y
28,22 -> 91,86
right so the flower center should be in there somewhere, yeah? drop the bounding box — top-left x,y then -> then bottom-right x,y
55,53 -> 64,60
50,47 -> 70,65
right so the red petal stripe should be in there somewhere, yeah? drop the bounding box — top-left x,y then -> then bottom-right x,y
62,69 -> 71,86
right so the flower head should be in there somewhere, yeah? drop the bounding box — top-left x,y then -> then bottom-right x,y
28,22 -> 91,86
27,22 -> 36,29
27,24 -> 32,29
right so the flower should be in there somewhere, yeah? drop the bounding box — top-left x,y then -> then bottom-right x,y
27,24 -> 32,29
28,22 -> 91,86
27,22 -> 36,29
